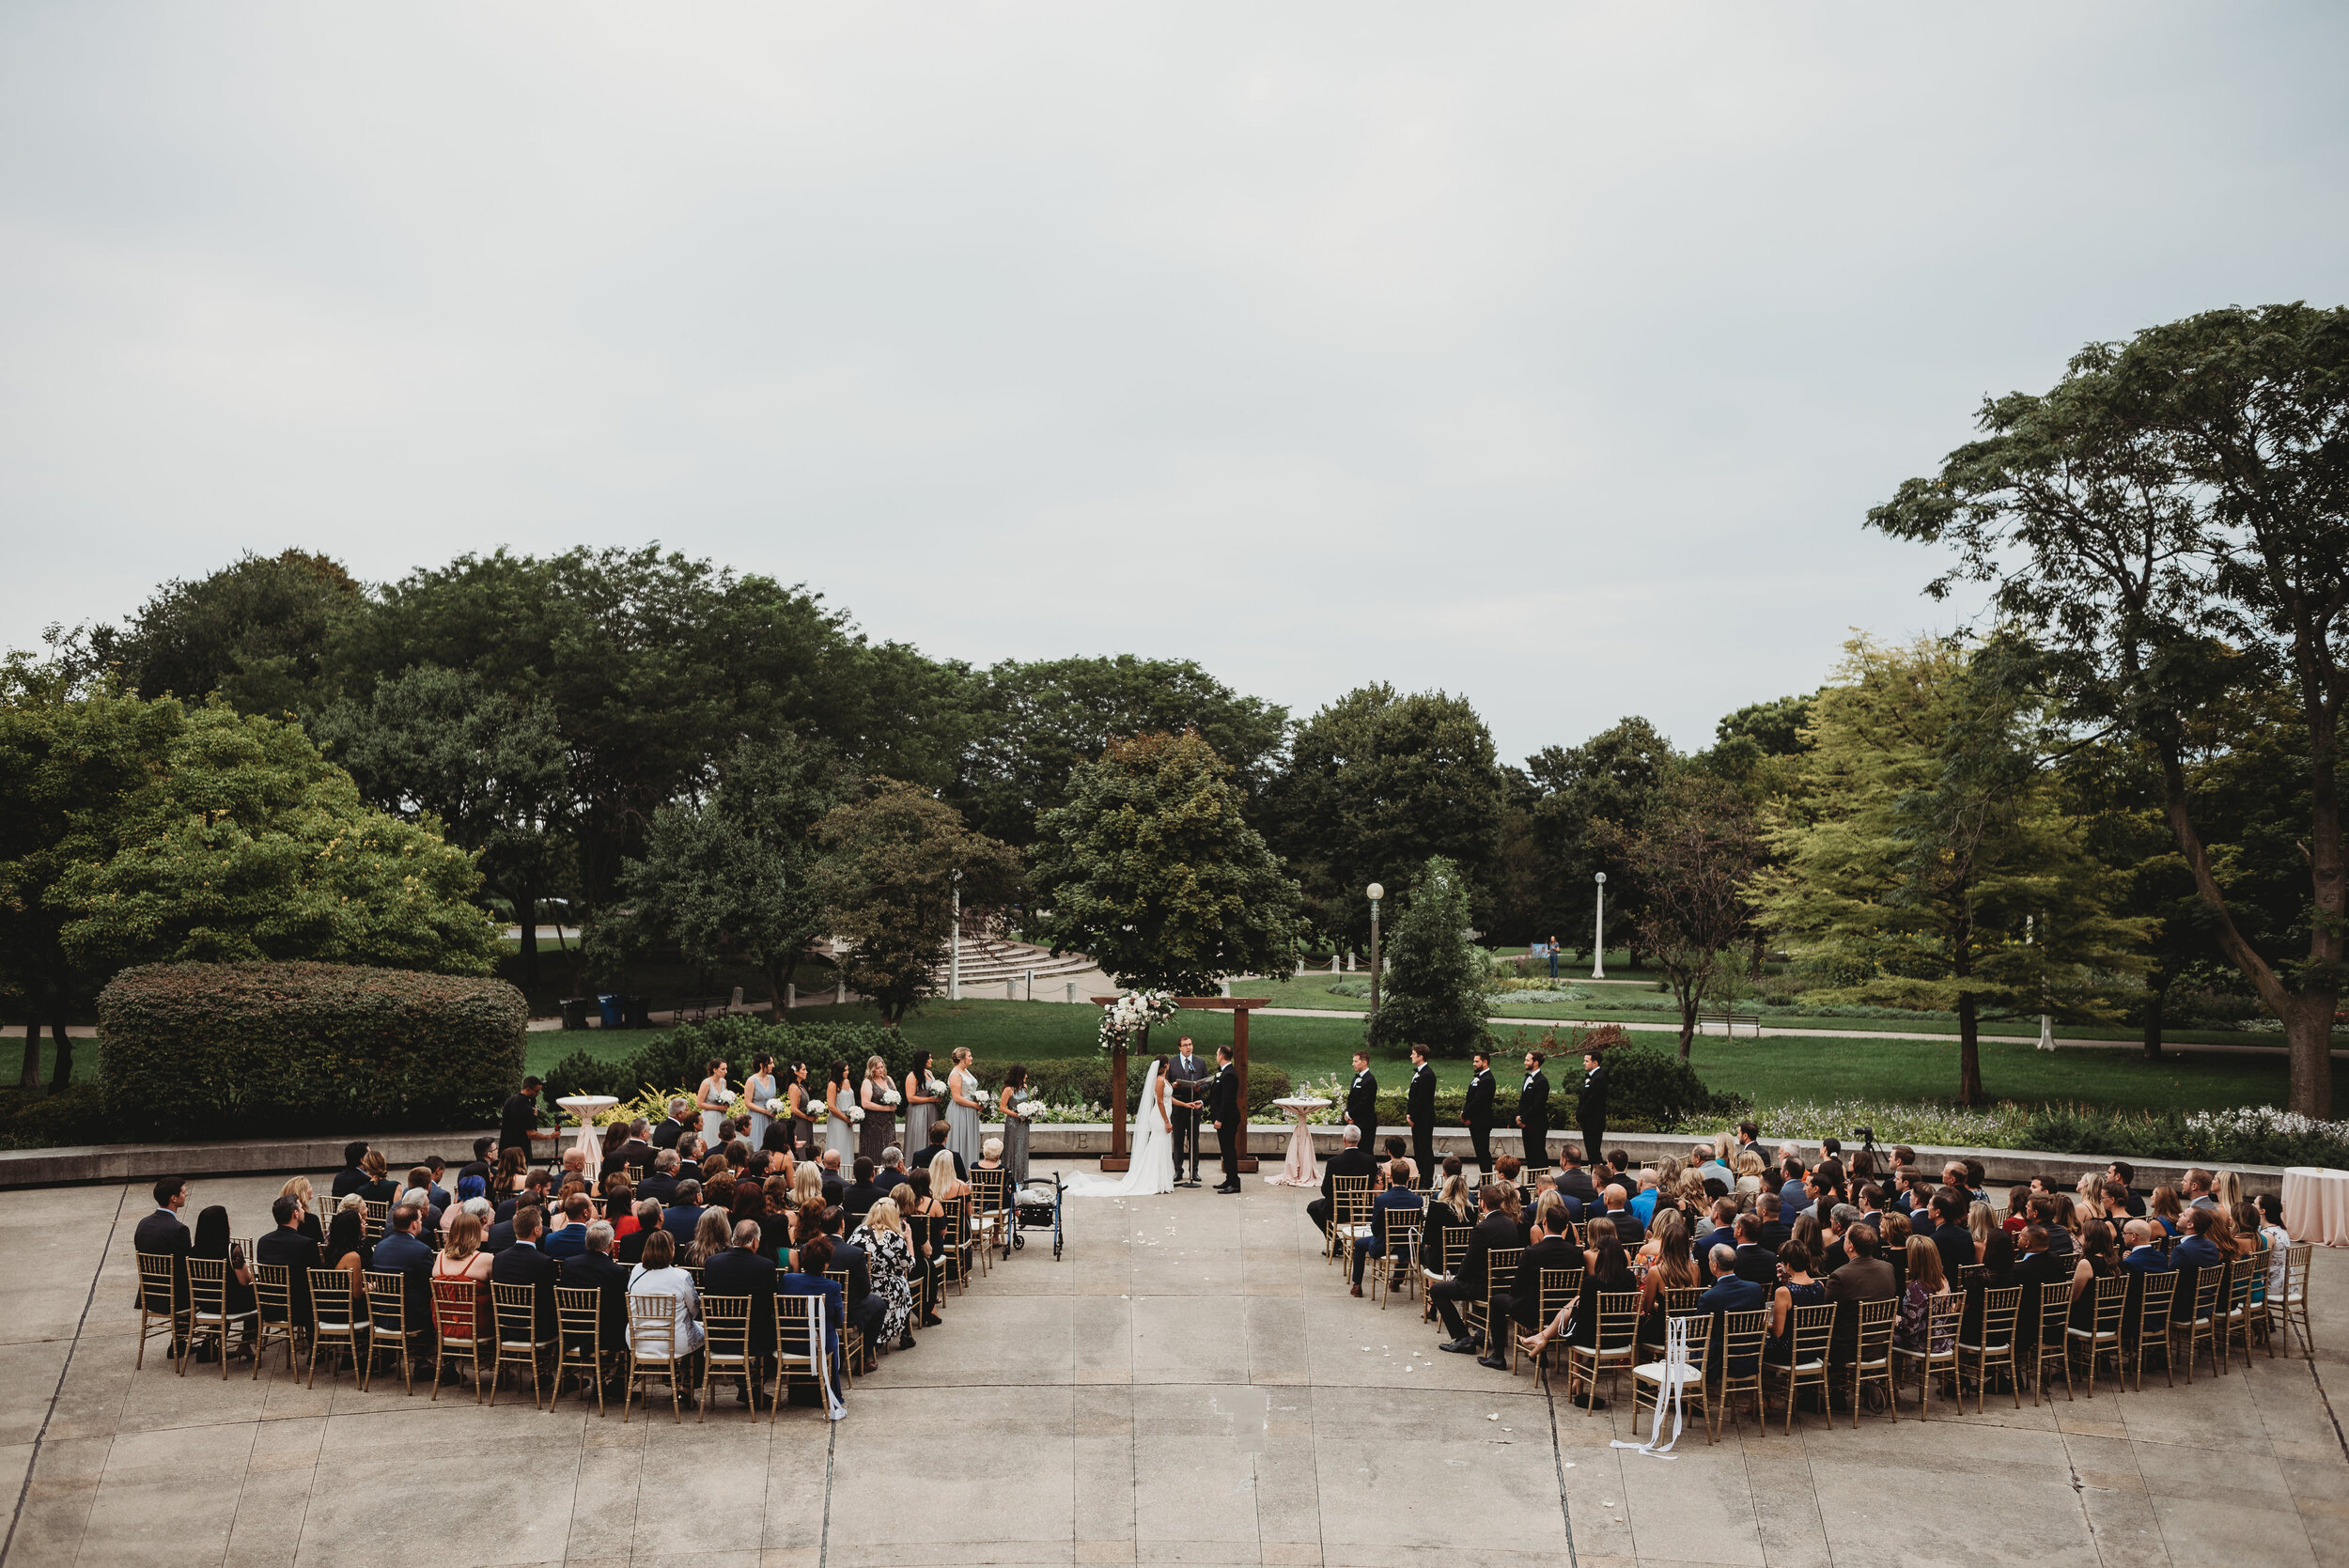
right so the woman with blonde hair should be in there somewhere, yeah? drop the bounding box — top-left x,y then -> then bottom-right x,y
929,1148 -> 970,1203
277,1176 -> 324,1245
1968,1201 -> 1997,1264
791,1160 -> 824,1208
945,1046 -> 987,1171
848,1196 -> 918,1350
1734,1149 -> 1766,1196
1893,1233 -> 1952,1355
687,1206 -> 733,1268
1422,1172 -> 1474,1274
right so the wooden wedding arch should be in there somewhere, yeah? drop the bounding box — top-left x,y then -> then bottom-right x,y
1090,995 -> 1270,1173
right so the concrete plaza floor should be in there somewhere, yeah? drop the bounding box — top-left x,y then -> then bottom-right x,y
0,1168 -> 2343,1568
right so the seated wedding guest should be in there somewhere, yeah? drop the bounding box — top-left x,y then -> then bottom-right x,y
1695,1198 -> 1740,1281
1306,1126 -> 1379,1236
661,1180 -> 707,1244
2183,1168 -> 2219,1212
490,1205 -> 562,1342
1488,1203 -> 1579,1368
330,1142 -> 373,1199
848,1197 -> 918,1351
2170,1207 -> 2225,1326
821,1206 -> 887,1364
639,1151 -> 683,1206
2252,1195 -> 2291,1295
1693,1244 -> 1768,1374
493,1146 -> 529,1201
687,1207 -> 733,1268
1818,1205 -> 1857,1273
1596,1182 -> 1643,1248
559,1220 -> 630,1383
900,1172 -> 945,1326
602,1177 -> 640,1235
257,1194 -> 322,1326
818,1150 -> 847,1206
2148,1185 -> 2184,1237
1516,1215 -> 1637,1408
875,1145 -> 910,1191
1493,1175 -> 1528,1244
1351,1163 -> 1425,1297
1921,1192 -> 1973,1286
626,1228 -> 704,1358
1555,1145 -> 1599,1207
279,1177 -> 325,1245
1634,1209 -> 1701,1352
1420,1173 -> 1476,1275
777,1234 -> 846,1394
1432,1181 -> 1523,1358
1628,1168 -> 1664,1226
550,1147 -> 590,1195
497,1169 -> 551,1223
543,1192 -> 593,1261
453,1172 -> 488,1213
791,1162 -> 825,1210
1733,1149 -> 1766,1197
374,1201 -> 436,1333
1893,1233 -> 1952,1358
1763,1239 -> 1826,1366
1752,1192 -> 1791,1252
650,1097 -> 694,1151
1878,1212 -> 1911,1285
843,1157 -> 884,1219
2013,1226 -> 2070,1353
1960,1227 -> 2018,1350
930,1148 -> 970,1205
134,1176 -> 194,1340
323,1198 -> 373,1282
755,1177 -> 796,1260
1824,1222 -> 1897,1365
1788,1211 -> 1823,1272
707,1219 -> 782,1402
602,1119 -> 654,1181
188,1203 -> 254,1363
1731,1212 -> 1779,1286
2003,1186 -> 2032,1233
2068,1219 -> 2120,1330
616,1200 -> 661,1265
917,1120 -> 968,1182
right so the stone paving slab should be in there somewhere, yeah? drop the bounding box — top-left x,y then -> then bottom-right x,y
0,1161 -> 2342,1566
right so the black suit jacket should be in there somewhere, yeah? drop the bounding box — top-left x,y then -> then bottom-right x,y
1578,1064 -> 1608,1124
329,1167 -> 369,1200
1695,1225 -> 1738,1281
132,1209 -> 191,1307
489,1241 -> 562,1339
830,1235 -> 874,1306
1209,1063 -> 1240,1125
820,1172 -> 846,1206
704,1246 -> 782,1355
1318,1147 -> 1379,1203
255,1227 -> 320,1321
1167,1053 -> 1210,1108
1597,1205 -> 1644,1247
650,1116 -> 690,1151
1345,1070 -> 1378,1137
844,1180 -> 883,1217
1455,1212 -> 1520,1296
1517,1071 -> 1549,1128
636,1172 -> 679,1206
1509,1234 -> 1581,1319
484,1219 -> 518,1255
600,1139 -> 652,1181
912,1146 -> 969,1181
1407,1065 -> 1437,1125
1463,1069 -> 1495,1128
371,1230 -> 436,1322
561,1249 -> 632,1344
1731,1242 -> 1780,1286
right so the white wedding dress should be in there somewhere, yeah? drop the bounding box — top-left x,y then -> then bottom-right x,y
1064,1064 -> 1176,1199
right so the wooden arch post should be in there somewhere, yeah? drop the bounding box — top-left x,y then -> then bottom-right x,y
1090,995 -> 1270,1173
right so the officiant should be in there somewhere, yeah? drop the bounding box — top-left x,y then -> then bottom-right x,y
1167,1035 -> 1210,1186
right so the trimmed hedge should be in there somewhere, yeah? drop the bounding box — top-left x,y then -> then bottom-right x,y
97,961 -> 527,1139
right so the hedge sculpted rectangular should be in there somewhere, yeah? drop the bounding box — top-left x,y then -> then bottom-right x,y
97,961 -> 528,1138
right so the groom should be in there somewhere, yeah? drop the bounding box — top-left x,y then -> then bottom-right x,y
1210,1044 -> 1242,1193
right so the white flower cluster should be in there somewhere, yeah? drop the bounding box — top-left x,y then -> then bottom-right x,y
2184,1105 -> 2349,1142
1097,989 -> 1180,1053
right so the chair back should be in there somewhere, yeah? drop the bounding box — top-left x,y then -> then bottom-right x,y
628,1292 -> 683,1361
363,1200 -> 389,1243
2186,1259 -> 2224,1323
1979,1283 -> 2023,1345
254,1262 -> 294,1326
1537,1269 -> 1579,1328
1854,1296 -> 1897,1364
135,1250 -> 180,1312
362,1269 -> 410,1334
1672,1310 -> 1715,1368
2133,1270 -> 2177,1339
1788,1301 -> 1836,1365
186,1255 -> 230,1320
490,1281 -> 541,1345
970,1168 -> 1011,1215
1719,1308 -> 1770,1377
1595,1290 -> 1643,1351
1331,1176 -> 1372,1228
2089,1274 -> 2128,1338
703,1293 -> 754,1366
1484,1247 -> 1523,1300
430,1276 -> 484,1343
775,1291 -> 829,1368
553,1286 -> 602,1350
2033,1279 -> 2071,1342
2281,1240 -> 2312,1300
1380,1206 -> 1423,1259
1921,1289 -> 1964,1355
1439,1226 -> 1471,1275
308,1268 -> 364,1330
1958,1263 -> 1982,1293
2223,1253 -> 2255,1318
1662,1285 -> 1705,1317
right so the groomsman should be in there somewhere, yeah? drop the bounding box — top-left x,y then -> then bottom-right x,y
1210,1045 -> 1243,1192
1405,1045 -> 1438,1183
1579,1048 -> 1609,1168
1344,1052 -> 1378,1147
1463,1050 -> 1496,1175
1517,1050 -> 1551,1172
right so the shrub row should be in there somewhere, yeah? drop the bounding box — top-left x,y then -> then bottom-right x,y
96,961 -> 527,1139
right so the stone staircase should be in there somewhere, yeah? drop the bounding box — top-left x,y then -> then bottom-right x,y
934,936 -> 1097,990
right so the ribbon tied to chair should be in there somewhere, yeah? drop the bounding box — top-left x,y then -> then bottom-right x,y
1611,1312 -> 1689,1460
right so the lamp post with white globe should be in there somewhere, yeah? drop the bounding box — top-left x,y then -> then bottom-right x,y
1366,883 -> 1385,1022
1591,872 -> 1608,981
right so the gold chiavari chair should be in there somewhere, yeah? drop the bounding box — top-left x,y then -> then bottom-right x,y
250,1263 -> 299,1380
699,1294 -> 756,1421
1468,1247 -> 1523,1355
823,1268 -> 863,1384
2127,1269 -> 2178,1391
2246,1242 -> 2276,1358
134,1251 -> 186,1371
938,1196 -> 976,1296
1631,1311 -> 1712,1441
1325,1177 -> 1373,1265
488,1281 -> 553,1409
1563,1290 -> 1642,1413
1765,1303 -> 1836,1434
552,1285 -> 608,1414
184,1256 -> 254,1378
429,1277 -> 490,1403
1893,1291 -> 1963,1415
305,1268 -> 370,1390
2067,1275 -> 2129,1395
361,1270 -> 430,1394
969,1169 -> 1011,1263
2219,1250 -> 2260,1371
1421,1226 -> 1471,1323
1372,1208 -> 1422,1309
623,1293 -> 689,1423
1714,1309 -> 1771,1439
1958,1285 -> 2023,1413
2172,1260 -> 2225,1384
1845,1297 -> 1898,1425
772,1293 -> 836,1420
1517,1267 -> 1582,1382
2274,1241 -> 2313,1353
2027,1281 -> 2073,1405
362,1201 -> 389,1245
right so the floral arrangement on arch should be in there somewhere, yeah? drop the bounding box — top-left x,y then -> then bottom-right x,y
1097,989 -> 1180,1054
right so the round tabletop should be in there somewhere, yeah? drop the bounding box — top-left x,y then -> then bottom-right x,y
555,1095 -> 618,1118
1272,1097 -> 1330,1111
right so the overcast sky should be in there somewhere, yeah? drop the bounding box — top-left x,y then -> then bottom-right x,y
5,5 -> 2344,762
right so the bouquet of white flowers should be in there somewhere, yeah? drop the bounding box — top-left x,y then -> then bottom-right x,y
765,1096 -> 788,1117
711,1087 -> 737,1106
849,1105 -> 866,1125
880,1086 -> 902,1108
923,1075 -> 946,1099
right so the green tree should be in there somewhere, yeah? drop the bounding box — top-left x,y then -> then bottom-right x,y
813,780 -> 1022,1023
1518,717 -> 1678,961
1606,774 -> 1764,1057
616,735 -> 849,1007
93,549 -> 361,716
950,656 -> 1288,848
1028,729 -> 1302,994
1366,856 -> 1486,1058
314,663 -> 572,984
1268,685 -> 1503,947
1751,636 -> 2146,1105
1868,303 -> 2349,1117
55,703 -> 501,979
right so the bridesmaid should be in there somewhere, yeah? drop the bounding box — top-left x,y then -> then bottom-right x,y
824,1063 -> 858,1164
694,1058 -> 732,1150
857,1056 -> 895,1164
786,1061 -> 817,1159
743,1054 -> 779,1154
997,1063 -> 1034,1183
946,1048 -> 985,1171
902,1051 -> 942,1156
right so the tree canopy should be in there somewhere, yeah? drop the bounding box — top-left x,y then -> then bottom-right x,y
1365,855 -> 1487,1058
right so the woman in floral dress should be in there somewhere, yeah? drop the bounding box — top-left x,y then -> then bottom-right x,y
850,1196 -> 919,1350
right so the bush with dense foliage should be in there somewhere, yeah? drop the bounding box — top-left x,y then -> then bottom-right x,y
96,961 -> 526,1138
2023,1103 -> 2349,1169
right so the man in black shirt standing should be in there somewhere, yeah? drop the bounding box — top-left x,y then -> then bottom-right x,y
498,1077 -> 542,1163
1405,1045 -> 1437,1184
1462,1050 -> 1495,1176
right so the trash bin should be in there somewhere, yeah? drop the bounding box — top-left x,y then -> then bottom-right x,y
597,993 -> 623,1028
560,997 -> 590,1032
622,995 -> 652,1029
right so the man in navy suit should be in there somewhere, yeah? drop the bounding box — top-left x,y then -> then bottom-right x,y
661,1181 -> 707,1245
2170,1209 -> 2226,1325
372,1201 -> 438,1336
488,1206 -> 562,1343
1694,1199 -> 1740,1282
1696,1248 -> 1769,1375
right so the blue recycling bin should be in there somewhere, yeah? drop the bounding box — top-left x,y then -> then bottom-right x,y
597,992 -> 623,1028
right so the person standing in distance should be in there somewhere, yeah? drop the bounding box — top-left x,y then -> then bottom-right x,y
1462,1050 -> 1496,1176
1405,1045 -> 1438,1184
1516,1051 -> 1551,1172
1166,1035 -> 1210,1187
1579,1048 -> 1609,1169
1343,1051 -> 1378,1148
1210,1045 -> 1243,1192
499,1077 -> 542,1164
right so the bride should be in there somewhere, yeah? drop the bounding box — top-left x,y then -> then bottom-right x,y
1063,1055 -> 1176,1198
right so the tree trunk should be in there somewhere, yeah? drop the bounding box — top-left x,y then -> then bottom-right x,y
2141,984 -> 2166,1061
16,1013 -> 39,1094
1676,990 -> 1697,1060
1956,992 -> 1983,1107
515,886 -> 540,986
48,1017 -> 72,1094
2283,993 -> 2337,1123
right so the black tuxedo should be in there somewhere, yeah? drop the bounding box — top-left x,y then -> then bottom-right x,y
1406,1064 -> 1438,1178
132,1209 -> 192,1343
561,1249 -> 632,1348
1463,1067 -> 1497,1172
1578,1062 -> 1608,1164
1167,1052 -> 1210,1180
489,1240 -> 561,1341
1517,1070 -> 1551,1170
1209,1063 -> 1242,1186
704,1246 -> 782,1357
255,1226 -> 320,1325
650,1116 -> 691,1151
1344,1069 -> 1378,1144
1307,1146 -> 1380,1234
1432,1211 -> 1520,1343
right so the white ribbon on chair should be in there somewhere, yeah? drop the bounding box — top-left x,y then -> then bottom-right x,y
815,1297 -> 845,1421
1610,1312 -> 1688,1460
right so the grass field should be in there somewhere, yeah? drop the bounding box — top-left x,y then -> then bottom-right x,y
512,997 -> 2335,1119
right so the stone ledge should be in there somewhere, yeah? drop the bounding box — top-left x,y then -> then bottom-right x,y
0,1121 -> 2285,1194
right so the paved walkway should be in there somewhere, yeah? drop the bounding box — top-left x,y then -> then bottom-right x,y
1,1172 -> 2344,1566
